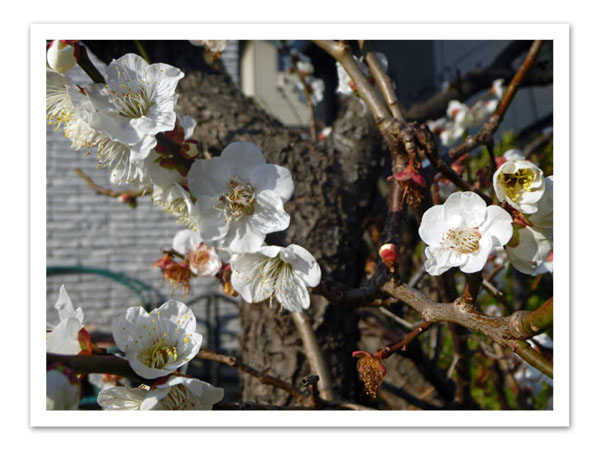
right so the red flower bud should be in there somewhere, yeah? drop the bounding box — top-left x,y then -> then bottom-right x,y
379,243 -> 398,272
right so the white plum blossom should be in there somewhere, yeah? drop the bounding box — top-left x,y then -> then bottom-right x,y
296,76 -> 325,105
231,244 -> 321,312
493,159 -> 545,214
96,385 -> 147,410
46,68 -> 151,186
491,79 -> 505,99
47,40 -> 78,73
81,54 -> 184,162
145,115 -> 197,219
528,175 -> 553,236
336,52 -> 388,96
502,148 -> 526,162
470,99 -> 498,126
419,192 -> 513,276
47,285 -> 84,355
439,122 -> 465,147
190,40 -> 228,54
506,226 -> 552,275
187,142 -> 294,253
97,375 -> 224,410
112,300 -> 203,379
446,100 -> 473,128
506,176 -> 553,275
172,229 -> 222,276
47,367 -> 80,410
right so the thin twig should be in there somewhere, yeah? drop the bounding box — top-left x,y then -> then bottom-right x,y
74,168 -> 152,199
77,45 -> 105,84
375,321 -> 435,360
195,350 -> 305,401
312,40 -> 392,129
523,132 -> 553,158
448,40 -> 544,160
291,311 -> 336,401
380,307 -> 417,330
358,40 -> 406,123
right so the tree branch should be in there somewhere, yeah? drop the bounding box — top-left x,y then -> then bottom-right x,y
74,168 -> 152,199
312,40 -> 392,129
359,40 -> 406,123
195,350 -> 305,401
448,40 -> 544,160
291,311 -> 336,401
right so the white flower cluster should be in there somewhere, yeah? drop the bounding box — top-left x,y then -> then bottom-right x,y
419,149 -> 552,277
46,47 -> 322,312
46,286 -> 224,410
186,142 -> 322,312
46,51 -> 201,222
292,53 -> 325,106
427,79 -> 504,147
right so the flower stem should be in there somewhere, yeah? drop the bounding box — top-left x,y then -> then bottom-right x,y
77,45 -> 105,84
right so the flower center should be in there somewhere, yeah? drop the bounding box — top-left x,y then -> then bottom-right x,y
218,178 -> 256,223
109,67 -> 155,118
139,338 -> 178,369
160,384 -> 199,410
188,245 -> 211,269
257,257 -> 294,297
442,228 -> 481,254
501,168 -> 535,202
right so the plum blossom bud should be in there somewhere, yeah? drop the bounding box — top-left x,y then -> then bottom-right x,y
180,140 -> 200,160
47,40 -> 79,73
379,243 -> 398,272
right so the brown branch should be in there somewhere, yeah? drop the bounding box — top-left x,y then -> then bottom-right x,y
47,353 -> 153,384
194,350 -> 305,401
358,40 -> 406,123
74,168 -> 152,199
379,281 -> 553,378
448,40 -> 544,161
375,321 -> 435,360
523,132 -> 553,158
512,340 -> 553,379
312,40 -> 392,129
415,123 -> 492,204
291,311 -> 336,401
301,374 -> 321,408
405,41 -> 552,122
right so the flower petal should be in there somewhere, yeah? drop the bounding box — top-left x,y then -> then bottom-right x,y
187,156 -> 232,197
220,142 -> 266,178
97,386 -> 146,410
281,244 -> 321,287
172,229 -> 201,256
224,219 -> 266,253
443,192 -> 487,228
276,275 -> 311,312
249,163 -> 294,202
460,233 -> 493,273
248,190 -> 291,235
481,205 -> 513,246
419,205 -> 447,246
